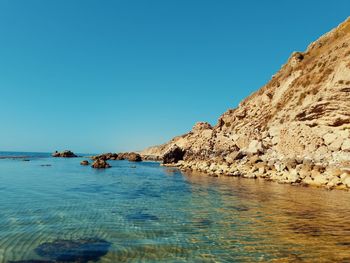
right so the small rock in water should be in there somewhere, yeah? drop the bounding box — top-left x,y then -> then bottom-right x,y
34,238 -> 111,262
80,160 -> 90,166
91,159 -> 111,169
52,150 -> 77,158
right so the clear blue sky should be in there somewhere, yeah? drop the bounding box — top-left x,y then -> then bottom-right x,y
0,0 -> 349,153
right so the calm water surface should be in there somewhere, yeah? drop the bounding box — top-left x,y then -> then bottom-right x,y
0,153 -> 349,262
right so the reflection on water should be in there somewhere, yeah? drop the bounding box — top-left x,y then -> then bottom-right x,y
0,157 -> 349,262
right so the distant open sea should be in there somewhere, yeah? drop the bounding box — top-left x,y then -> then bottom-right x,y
0,151 -> 349,262
0,151 -> 51,158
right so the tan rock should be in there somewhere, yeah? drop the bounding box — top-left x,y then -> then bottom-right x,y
339,130 -> 350,139
328,137 -> 344,151
258,167 -> 265,175
341,139 -> 350,151
323,133 -> 338,145
312,174 -> 328,186
245,140 -> 263,155
341,174 -> 350,187
327,176 -> 341,187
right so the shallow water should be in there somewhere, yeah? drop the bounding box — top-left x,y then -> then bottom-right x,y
0,153 -> 349,262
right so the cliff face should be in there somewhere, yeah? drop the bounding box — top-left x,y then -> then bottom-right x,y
142,17 -> 350,189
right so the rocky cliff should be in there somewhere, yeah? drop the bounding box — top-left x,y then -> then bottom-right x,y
142,17 -> 350,190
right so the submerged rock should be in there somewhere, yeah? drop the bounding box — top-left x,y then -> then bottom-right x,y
9,260 -> 54,263
91,159 -> 111,169
126,212 -> 159,222
52,150 -> 77,158
34,238 -> 111,262
80,160 -> 90,166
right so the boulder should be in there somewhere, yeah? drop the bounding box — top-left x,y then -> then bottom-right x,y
311,173 -> 328,186
91,152 -> 142,162
328,137 -> 344,151
142,154 -> 162,161
192,122 -> 212,132
341,174 -> 350,187
127,152 -> 142,162
80,160 -> 90,166
327,176 -> 341,188
341,139 -> 350,151
116,153 -> 126,160
163,145 -> 186,164
52,150 -> 77,158
323,133 -> 338,145
245,140 -> 263,155
91,153 -> 118,160
91,159 -> 111,169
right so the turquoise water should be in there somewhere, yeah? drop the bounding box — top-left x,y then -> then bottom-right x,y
0,153 -> 350,262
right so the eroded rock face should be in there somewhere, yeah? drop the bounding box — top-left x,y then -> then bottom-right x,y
91,159 -> 111,169
52,150 -> 77,158
163,145 -> 186,164
142,17 -> 350,190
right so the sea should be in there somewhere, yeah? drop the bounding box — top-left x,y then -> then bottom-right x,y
0,151 -> 349,262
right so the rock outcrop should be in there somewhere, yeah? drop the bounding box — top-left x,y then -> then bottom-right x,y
52,150 -> 77,158
142,17 -> 350,190
125,152 -> 142,162
163,145 -> 185,164
92,153 -> 118,160
91,159 -> 111,169
91,152 -> 142,162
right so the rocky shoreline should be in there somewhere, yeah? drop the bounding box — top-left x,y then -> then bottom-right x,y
142,18 -> 350,191
142,142 -> 350,191
160,155 -> 350,191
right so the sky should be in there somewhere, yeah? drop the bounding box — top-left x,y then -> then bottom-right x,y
0,0 -> 349,153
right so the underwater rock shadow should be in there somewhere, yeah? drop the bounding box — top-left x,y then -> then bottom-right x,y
191,218 -> 213,228
126,211 -> 159,222
34,237 -> 111,262
227,205 -> 250,212
124,184 -> 162,199
9,260 -> 54,263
